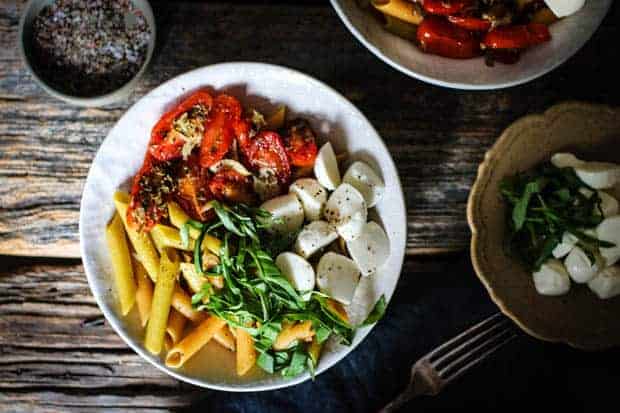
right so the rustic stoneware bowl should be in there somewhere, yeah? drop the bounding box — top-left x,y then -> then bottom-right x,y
330,0 -> 612,90
18,0 -> 156,107
468,102 -> 620,350
79,62 -> 407,390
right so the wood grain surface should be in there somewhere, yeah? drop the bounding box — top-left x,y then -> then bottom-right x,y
1,1 -> 617,257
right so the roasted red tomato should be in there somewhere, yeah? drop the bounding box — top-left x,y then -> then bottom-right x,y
127,156 -> 177,231
149,89 -> 213,161
199,94 -> 243,168
282,119 -> 318,167
423,0 -> 471,16
175,155 -> 212,220
417,17 -> 481,59
208,168 -> 255,205
483,23 -> 551,49
447,15 -> 492,32
246,131 -> 291,184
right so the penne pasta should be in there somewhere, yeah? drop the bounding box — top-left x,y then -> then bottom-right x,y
265,106 -> 286,130
273,320 -> 315,351
114,192 -> 160,282
168,201 -> 201,239
236,327 -> 257,376
105,213 -> 137,315
372,0 -> 423,25
151,224 -> 194,252
180,262 -> 224,296
214,326 -> 236,351
383,14 -> 418,40
171,284 -> 206,323
144,248 -> 179,355
164,309 -> 188,351
134,259 -> 153,327
165,316 -> 227,368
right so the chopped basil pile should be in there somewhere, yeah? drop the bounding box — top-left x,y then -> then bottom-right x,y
500,163 -> 615,271
182,200 -> 386,377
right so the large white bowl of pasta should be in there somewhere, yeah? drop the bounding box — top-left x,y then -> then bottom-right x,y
79,62 -> 407,391
330,0 -> 611,90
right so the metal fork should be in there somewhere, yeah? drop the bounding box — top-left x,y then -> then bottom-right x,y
379,312 -> 519,413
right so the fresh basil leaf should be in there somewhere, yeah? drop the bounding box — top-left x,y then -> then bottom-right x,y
513,180 -> 541,230
257,352 -> 275,374
360,295 -> 387,327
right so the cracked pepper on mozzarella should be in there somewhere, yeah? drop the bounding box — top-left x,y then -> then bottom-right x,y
313,142 -> 341,191
316,252 -> 361,305
324,183 -> 367,241
275,252 -> 315,292
260,193 -> 304,234
532,259 -> 571,296
346,221 -> 390,276
289,178 -> 327,221
342,161 -> 385,208
294,220 -> 339,259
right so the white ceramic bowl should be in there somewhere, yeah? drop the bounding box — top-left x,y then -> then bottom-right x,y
330,0 -> 611,90
79,62 -> 407,391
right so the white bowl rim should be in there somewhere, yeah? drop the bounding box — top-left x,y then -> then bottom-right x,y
329,0 -> 612,90
79,61 -> 407,392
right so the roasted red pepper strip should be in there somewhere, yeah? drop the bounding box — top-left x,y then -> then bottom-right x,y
423,0 -> 471,16
149,89 -> 213,161
199,94 -> 242,168
483,23 -> 551,49
447,15 -> 492,32
417,16 -> 481,59
246,131 -> 291,184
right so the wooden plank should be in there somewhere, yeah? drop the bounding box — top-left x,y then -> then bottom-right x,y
0,255 -> 459,412
1,1 -> 619,257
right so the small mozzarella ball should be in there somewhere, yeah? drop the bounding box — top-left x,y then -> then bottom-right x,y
275,252 -> 315,292
289,178 -> 327,221
316,252 -> 361,305
260,193 -> 304,234
564,247 -> 599,283
324,183 -> 367,241
294,220 -> 338,259
346,221 -> 390,276
574,162 -> 620,189
532,259 -> 571,296
342,161 -> 385,208
543,0 -> 585,18
588,266 -> 620,300
551,152 -> 585,169
313,142 -> 341,191
598,191 -> 619,218
552,232 -> 578,259
597,216 -> 620,267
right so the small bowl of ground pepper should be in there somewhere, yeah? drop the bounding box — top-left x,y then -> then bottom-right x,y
19,0 -> 155,107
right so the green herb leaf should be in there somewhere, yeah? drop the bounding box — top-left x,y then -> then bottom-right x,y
360,295 -> 387,326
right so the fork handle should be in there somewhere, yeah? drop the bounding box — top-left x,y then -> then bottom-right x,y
378,387 -> 417,413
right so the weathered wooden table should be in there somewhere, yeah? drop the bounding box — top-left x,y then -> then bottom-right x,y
1,1 -> 619,412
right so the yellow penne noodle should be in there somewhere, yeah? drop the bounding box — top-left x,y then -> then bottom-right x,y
180,262 -> 223,297
383,14 -> 418,40
214,326 -> 236,351
273,320 -> 315,351
372,0 -> 423,25
144,249 -> 179,355
105,213 -> 137,316
168,201 -> 201,238
172,284 -> 206,323
236,328 -> 257,376
113,192 -> 159,282
165,316 -> 227,368
151,224 -> 194,251
201,234 -> 222,256
265,106 -> 286,130
134,259 -> 153,327
164,309 -> 188,352
308,337 -> 323,366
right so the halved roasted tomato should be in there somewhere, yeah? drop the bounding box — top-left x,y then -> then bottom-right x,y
417,16 -> 481,59
423,0 -> 471,16
246,131 -> 291,184
199,94 -> 243,168
175,154 -> 212,220
208,167 -> 256,205
127,156 -> 177,231
149,89 -> 213,161
483,23 -> 551,49
282,119 -> 318,167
